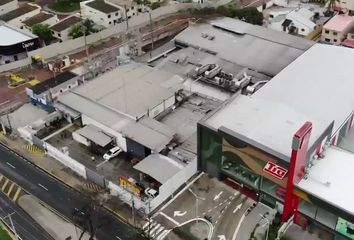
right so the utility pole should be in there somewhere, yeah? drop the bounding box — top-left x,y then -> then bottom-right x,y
80,13 -> 90,70
124,5 -> 129,31
149,11 -> 154,59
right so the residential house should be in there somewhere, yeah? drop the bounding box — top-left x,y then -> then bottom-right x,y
107,0 -> 149,19
0,0 -> 18,16
50,15 -> 81,42
321,14 -> 354,45
80,0 -> 123,28
0,3 -> 40,28
268,8 -> 318,37
337,0 -> 354,13
342,25 -> 354,47
22,11 -> 58,33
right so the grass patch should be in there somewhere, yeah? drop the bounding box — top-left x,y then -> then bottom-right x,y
0,226 -> 13,240
48,0 -> 80,12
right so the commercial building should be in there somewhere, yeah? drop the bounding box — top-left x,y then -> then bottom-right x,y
0,22 -> 39,64
0,3 -> 40,28
80,0 -> 122,28
50,15 -> 81,42
321,14 -> 354,45
198,44 -> 354,239
0,0 -> 17,16
22,11 -> 58,32
174,17 -> 314,76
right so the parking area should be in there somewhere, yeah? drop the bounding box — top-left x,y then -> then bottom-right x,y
45,125 -> 142,184
149,173 -> 274,240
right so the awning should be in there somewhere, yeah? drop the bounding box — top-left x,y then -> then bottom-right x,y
75,124 -> 113,147
133,154 -> 183,184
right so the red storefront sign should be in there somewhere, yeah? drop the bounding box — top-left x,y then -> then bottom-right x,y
263,161 -> 288,179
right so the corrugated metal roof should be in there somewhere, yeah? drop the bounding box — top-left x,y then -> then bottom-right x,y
75,124 -> 113,147
133,154 -> 183,184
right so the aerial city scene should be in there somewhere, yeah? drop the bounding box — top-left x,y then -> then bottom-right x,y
0,0 -> 353,239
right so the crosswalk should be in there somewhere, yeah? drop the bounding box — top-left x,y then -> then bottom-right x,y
23,144 -> 45,156
0,174 -> 22,202
84,182 -> 103,192
142,219 -> 170,240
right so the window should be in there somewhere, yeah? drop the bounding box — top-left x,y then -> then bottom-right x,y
269,14 -> 274,18
68,85 -> 71,89
334,39 -> 337,42
115,12 -> 118,16
325,38 -> 330,42
333,31 -> 338,36
109,21 -> 112,24
325,30 -> 330,34
131,6 -> 134,10
301,28 -> 305,32
108,14 -> 111,18
60,89 -> 63,93
58,33 -> 61,37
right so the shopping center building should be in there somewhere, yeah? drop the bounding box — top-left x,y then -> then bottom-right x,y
197,43 -> 354,239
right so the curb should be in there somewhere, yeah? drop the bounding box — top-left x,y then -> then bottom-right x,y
0,218 -> 18,240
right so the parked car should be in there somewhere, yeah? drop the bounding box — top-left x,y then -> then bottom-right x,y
103,146 -> 122,160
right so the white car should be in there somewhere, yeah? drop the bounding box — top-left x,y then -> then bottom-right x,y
103,146 -> 122,160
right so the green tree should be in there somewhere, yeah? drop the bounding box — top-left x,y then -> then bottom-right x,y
32,24 -> 53,44
151,1 -> 160,10
235,7 -> 263,25
68,19 -> 95,39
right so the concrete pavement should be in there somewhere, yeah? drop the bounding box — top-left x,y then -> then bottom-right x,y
18,195 -> 92,240
0,142 -> 145,240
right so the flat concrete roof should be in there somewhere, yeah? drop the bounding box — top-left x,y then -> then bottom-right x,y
0,24 -> 35,46
73,62 -> 184,119
174,17 -> 314,76
297,147 -> 354,216
204,44 -> 354,160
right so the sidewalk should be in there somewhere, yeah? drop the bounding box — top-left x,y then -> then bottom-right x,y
18,194 -> 93,240
0,134 -> 145,229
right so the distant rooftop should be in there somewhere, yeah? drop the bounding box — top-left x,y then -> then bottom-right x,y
0,0 -> 14,6
29,71 -> 77,95
85,0 -> 119,13
0,3 -> 38,22
174,17 -> 314,76
204,44 -> 354,161
22,12 -> 55,27
107,0 -> 134,8
50,15 -> 80,32
0,23 -> 37,46
323,14 -> 354,32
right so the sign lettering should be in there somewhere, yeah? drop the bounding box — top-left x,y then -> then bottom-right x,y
263,161 -> 288,179
119,177 -> 141,196
22,42 -> 34,49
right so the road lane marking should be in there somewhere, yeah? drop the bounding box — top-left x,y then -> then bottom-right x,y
13,188 -> 21,202
174,210 -> 187,217
143,221 -> 150,230
159,212 -> 180,226
2,179 -> 9,191
0,175 -> 3,182
214,191 -> 223,201
115,236 -> 122,240
6,182 -> 15,196
233,203 -> 243,213
232,210 -> 248,240
6,162 -> 15,169
38,183 -> 48,191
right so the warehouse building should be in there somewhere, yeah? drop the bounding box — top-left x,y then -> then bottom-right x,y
197,44 -> 354,239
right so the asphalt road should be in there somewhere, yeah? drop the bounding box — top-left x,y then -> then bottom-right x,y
0,191 -> 51,240
0,143 -> 146,240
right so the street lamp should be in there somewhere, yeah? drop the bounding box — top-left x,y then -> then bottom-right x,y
188,188 -> 205,224
259,213 -> 270,240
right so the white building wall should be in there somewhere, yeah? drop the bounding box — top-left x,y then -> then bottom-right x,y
7,5 -> 40,28
149,159 -> 198,211
81,114 -> 127,151
148,95 -> 175,118
339,0 -> 354,11
0,0 -> 18,16
81,1 -> 123,28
